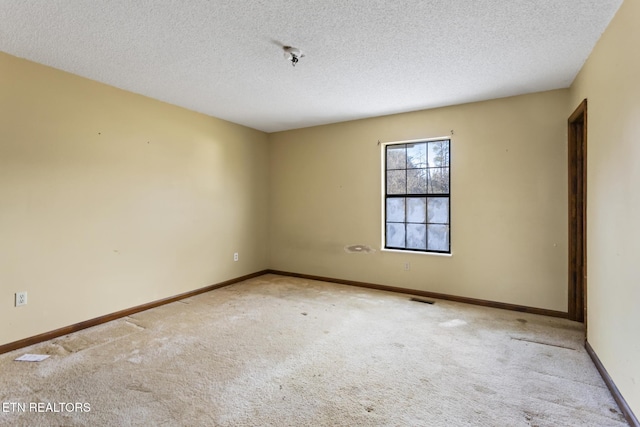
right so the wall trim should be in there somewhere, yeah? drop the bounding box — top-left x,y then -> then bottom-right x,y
267,270 -> 568,319
586,340 -> 639,427
0,270 -> 269,356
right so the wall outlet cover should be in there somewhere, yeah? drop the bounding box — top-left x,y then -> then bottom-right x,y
15,291 -> 27,307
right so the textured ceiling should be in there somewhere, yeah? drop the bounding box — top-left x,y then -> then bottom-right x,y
0,1 -> 623,133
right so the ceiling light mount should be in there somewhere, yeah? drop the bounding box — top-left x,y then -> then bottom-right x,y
283,46 -> 303,67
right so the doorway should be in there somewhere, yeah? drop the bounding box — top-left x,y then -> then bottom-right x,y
568,99 -> 587,323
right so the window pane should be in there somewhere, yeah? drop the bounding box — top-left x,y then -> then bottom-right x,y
406,143 -> 427,168
407,169 -> 427,194
386,223 -> 405,248
428,168 -> 449,194
386,198 -> 405,222
387,170 -> 406,194
428,140 -> 449,167
406,197 -> 426,223
427,224 -> 449,251
386,145 -> 406,169
406,224 -> 427,249
427,198 -> 449,224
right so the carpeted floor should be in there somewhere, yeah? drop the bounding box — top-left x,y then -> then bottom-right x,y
0,274 -> 628,426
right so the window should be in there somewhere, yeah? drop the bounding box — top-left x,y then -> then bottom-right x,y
384,139 -> 450,253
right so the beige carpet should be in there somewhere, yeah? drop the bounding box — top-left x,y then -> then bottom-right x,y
0,274 -> 627,426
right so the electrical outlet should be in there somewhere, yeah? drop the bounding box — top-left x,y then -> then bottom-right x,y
404,262 -> 411,271
233,252 -> 239,262
15,291 -> 27,307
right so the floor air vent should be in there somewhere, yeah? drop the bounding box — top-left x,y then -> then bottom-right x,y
410,297 -> 435,304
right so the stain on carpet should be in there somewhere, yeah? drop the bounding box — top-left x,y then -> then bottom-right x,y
473,384 -> 497,395
127,383 -> 152,393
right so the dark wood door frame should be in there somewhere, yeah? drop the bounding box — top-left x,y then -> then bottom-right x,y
568,99 -> 587,323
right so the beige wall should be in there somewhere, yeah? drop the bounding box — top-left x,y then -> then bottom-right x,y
269,89 -> 569,311
0,52 -> 269,346
569,0 -> 640,415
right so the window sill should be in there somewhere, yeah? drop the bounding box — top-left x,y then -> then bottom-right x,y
381,248 -> 452,257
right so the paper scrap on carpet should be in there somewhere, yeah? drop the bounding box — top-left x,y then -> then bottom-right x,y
15,354 -> 50,362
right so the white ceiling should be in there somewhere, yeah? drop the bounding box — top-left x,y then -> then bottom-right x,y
0,1 -> 623,133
